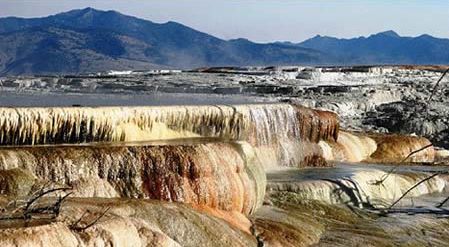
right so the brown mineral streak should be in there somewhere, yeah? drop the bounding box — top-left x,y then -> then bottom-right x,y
368,133 -> 435,163
0,142 -> 264,215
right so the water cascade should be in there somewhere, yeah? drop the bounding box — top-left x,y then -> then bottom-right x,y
0,106 -> 247,145
0,104 -> 339,168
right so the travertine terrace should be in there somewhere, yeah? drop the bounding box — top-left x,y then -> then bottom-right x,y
0,66 -> 449,246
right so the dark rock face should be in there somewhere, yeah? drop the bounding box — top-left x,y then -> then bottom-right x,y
294,105 -> 339,143
292,105 -> 339,167
364,100 -> 449,148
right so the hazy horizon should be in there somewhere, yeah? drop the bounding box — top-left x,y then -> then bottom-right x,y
1,0 -> 448,43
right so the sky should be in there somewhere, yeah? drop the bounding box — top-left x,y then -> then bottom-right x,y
0,0 -> 448,43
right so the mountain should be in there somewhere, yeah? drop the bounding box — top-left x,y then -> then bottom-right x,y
299,30 -> 449,65
0,8 -> 448,76
0,8 -> 325,75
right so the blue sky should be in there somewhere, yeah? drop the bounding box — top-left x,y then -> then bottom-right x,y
1,0 -> 448,42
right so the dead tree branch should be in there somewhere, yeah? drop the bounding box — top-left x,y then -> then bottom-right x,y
24,187 -> 71,215
436,195 -> 449,208
0,186 -> 72,221
25,192 -> 73,219
70,207 -> 110,231
380,207 -> 449,215
70,210 -> 89,228
388,171 -> 447,209
428,68 -> 449,102
53,192 -> 73,215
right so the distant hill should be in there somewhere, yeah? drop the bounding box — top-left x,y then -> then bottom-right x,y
0,8 -> 324,75
299,30 -> 449,65
0,8 -> 448,75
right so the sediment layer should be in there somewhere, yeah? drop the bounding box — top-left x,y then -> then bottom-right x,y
253,196 -> 449,247
0,142 -> 265,215
319,131 -> 377,162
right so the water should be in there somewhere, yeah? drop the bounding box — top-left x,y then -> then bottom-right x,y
267,162 -> 449,210
267,162 -> 449,183
0,91 -> 271,107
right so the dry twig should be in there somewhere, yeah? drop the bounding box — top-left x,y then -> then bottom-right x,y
70,207 -> 111,231
388,171 -> 447,209
428,68 -> 449,102
24,187 -> 71,218
0,186 -> 72,221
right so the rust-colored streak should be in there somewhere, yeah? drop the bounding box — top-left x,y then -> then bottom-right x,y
0,142 -> 264,215
293,105 -> 339,143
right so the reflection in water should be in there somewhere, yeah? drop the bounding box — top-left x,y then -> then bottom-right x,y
0,91 -> 270,107
267,163 -> 449,209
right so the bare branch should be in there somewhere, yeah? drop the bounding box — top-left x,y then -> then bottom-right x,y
24,187 -> 71,213
388,172 -> 446,209
70,210 -> 89,229
49,192 -> 73,218
401,143 -> 434,163
70,207 -> 110,231
0,185 -> 72,221
428,68 -> 449,102
436,195 -> 449,208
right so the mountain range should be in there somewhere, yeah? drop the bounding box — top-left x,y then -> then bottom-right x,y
0,8 -> 448,75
